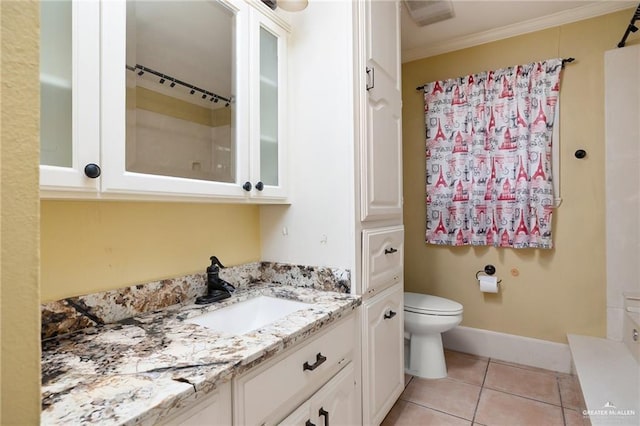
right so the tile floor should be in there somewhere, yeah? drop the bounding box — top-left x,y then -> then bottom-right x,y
382,350 -> 590,426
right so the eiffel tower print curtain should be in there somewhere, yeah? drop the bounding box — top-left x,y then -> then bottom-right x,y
423,58 -> 563,249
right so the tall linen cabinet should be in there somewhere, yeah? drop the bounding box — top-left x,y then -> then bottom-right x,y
260,1 -> 404,424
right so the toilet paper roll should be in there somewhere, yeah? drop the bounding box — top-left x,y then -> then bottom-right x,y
479,275 -> 499,293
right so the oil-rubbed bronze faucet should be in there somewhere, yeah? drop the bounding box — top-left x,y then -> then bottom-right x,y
195,256 -> 236,305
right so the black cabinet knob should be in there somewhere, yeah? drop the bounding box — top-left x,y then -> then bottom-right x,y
255,181 -> 264,191
574,149 -> 587,159
84,163 -> 101,179
242,181 -> 252,191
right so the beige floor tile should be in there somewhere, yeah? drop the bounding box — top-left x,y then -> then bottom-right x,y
381,400 -> 472,426
475,388 -> 564,426
558,374 -> 585,411
400,377 -> 481,420
445,350 -> 489,386
564,408 -> 590,426
484,361 -> 561,405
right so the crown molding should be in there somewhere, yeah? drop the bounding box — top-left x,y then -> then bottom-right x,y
402,1 -> 637,63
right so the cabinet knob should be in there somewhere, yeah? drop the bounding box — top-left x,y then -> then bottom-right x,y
84,163 -> 101,179
384,247 -> 398,255
255,181 -> 264,191
242,181 -> 252,191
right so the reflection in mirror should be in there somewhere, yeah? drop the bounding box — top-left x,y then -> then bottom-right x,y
126,0 -> 235,183
40,0 -> 73,167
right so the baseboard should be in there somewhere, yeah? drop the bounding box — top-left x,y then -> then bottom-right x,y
442,326 -> 572,374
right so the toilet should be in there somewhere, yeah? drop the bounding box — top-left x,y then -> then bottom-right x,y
404,292 -> 463,379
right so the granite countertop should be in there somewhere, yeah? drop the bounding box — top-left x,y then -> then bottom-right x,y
41,283 -> 361,425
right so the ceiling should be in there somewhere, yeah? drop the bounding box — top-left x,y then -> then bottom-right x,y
400,0 -> 638,62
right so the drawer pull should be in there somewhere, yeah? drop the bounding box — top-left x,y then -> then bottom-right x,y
319,407 -> 329,426
305,421 -> 316,426
384,247 -> 398,254
384,310 -> 397,320
303,352 -> 327,371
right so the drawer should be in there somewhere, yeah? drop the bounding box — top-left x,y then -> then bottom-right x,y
234,315 -> 356,425
362,225 -> 404,296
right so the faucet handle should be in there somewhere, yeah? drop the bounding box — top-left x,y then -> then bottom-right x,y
209,256 -> 225,269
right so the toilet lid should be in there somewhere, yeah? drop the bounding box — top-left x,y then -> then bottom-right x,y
404,292 -> 463,315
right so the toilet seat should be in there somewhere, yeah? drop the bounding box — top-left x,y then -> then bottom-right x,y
404,292 -> 463,316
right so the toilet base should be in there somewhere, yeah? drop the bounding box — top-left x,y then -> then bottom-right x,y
405,332 -> 447,379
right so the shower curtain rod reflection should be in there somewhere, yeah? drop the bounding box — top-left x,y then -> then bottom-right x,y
617,3 -> 640,48
126,64 -> 232,107
414,57 -> 576,91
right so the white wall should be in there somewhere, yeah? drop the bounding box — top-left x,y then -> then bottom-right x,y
604,44 -> 640,341
260,1 -> 357,272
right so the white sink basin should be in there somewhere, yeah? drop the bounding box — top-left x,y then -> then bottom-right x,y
186,295 -> 311,335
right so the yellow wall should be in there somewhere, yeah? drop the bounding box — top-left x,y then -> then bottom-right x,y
1,1 -> 41,422
402,9 -> 639,344
41,201 -> 261,301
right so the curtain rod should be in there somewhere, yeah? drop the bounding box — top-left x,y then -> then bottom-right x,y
126,64 -> 232,106
617,3 -> 640,48
415,57 -> 576,91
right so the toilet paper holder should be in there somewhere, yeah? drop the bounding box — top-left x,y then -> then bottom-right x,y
475,264 -> 502,284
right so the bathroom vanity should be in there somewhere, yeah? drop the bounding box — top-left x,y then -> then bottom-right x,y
41,280 -> 361,425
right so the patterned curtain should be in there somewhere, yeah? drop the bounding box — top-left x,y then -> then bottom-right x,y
424,59 -> 563,249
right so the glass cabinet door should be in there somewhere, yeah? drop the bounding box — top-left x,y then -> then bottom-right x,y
40,0 -> 100,192
40,0 -> 72,168
251,10 -> 288,198
259,26 -> 279,186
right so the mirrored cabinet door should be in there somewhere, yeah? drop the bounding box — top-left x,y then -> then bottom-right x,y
101,0 -> 253,199
125,0 -> 238,184
40,0 -> 100,193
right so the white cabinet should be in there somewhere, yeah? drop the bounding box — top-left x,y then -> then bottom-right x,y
358,1 -> 404,423
39,0 -> 101,193
362,283 -> 404,426
158,381 -> 232,426
279,362 -> 359,426
233,314 -> 359,425
360,0 -> 403,222
40,0 -> 289,203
